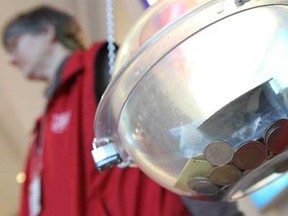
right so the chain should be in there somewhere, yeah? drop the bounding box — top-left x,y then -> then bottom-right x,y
105,0 -> 116,76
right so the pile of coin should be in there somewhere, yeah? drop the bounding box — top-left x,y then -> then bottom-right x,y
185,118 -> 288,196
186,140 -> 241,196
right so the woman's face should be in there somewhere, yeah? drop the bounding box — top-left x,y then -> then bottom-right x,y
7,32 -> 53,80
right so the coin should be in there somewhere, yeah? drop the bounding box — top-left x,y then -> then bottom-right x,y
265,126 -> 288,154
209,164 -> 242,186
233,140 -> 267,170
264,119 -> 288,143
204,140 -> 234,166
187,177 -> 220,196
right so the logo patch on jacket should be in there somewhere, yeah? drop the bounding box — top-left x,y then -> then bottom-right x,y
51,111 -> 71,133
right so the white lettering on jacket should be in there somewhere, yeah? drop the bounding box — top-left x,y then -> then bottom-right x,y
50,111 -> 71,134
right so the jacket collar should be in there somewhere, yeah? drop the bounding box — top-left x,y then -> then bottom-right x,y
45,51 -> 85,99
61,51 -> 85,83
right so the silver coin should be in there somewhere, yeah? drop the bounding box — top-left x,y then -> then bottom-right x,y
204,140 -> 234,166
187,177 -> 220,196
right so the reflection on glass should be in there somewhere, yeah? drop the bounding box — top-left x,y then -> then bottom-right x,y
250,173 -> 288,209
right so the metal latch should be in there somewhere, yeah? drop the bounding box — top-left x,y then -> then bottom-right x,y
91,138 -> 122,171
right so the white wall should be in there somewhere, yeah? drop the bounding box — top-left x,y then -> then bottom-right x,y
0,2 -> 46,215
0,1 -> 144,215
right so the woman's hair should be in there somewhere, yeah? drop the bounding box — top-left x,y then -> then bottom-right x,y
2,5 -> 86,51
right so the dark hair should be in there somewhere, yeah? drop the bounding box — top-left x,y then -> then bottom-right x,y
2,5 -> 86,51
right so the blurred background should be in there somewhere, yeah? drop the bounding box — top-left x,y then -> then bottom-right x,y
0,0 -> 287,215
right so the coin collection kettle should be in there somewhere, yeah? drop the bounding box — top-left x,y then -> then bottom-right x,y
92,0 -> 288,201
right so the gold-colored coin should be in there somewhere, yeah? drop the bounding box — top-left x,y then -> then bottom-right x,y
209,164 -> 242,186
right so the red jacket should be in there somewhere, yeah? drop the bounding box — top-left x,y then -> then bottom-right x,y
19,42 -> 190,216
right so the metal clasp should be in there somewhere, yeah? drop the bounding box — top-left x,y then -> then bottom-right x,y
91,138 -> 122,171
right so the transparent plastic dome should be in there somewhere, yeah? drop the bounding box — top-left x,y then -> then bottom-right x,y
94,0 -> 288,201
113,0 -> 206,74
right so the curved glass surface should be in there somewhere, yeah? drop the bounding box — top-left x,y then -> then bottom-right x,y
95,0 -> 288,200
113,0 -> 206,76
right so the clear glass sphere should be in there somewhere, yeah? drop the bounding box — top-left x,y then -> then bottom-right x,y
95,0 -> 288,201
